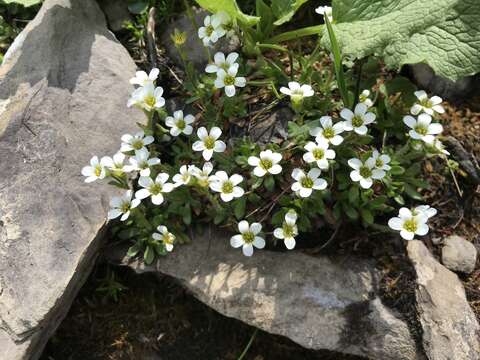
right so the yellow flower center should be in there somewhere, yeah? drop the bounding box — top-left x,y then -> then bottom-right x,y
94,165 -> 102,177
414,125 -> 428,135
176,119 -> 186,130
301,176 -> 313,188
283,223 -> 296,238
206,25 -> 214,36
242,231 -> 255,243
145,95 -> 156,108
221,180 -> 234,194
120,202 -> 130,213
375,158 -> 383,167
224,75 -> 235,86
150,183 -> 163,195
204,136 -> 215,149
420,98 -> 432,108
260,158 -> 272,170
323,127 -> 335,138
132,139 -> 144,150
359,166 -> 372,178
313,148 -> 324,160
403,219 -> 417,233
352,116 -> 364,127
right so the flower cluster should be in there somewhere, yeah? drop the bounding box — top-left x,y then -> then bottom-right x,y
81,9 -> 448,262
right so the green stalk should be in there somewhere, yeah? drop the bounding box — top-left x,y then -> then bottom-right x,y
257,43 -> 289,53
237,329 -> 258,360
324,16 -> 349,108
268,24 -> 323,43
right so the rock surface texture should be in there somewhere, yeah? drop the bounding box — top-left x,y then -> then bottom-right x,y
0,0 -> 138,358
407,241 -> 480,360
441,235 -> 478,274
111,230 -> 422,360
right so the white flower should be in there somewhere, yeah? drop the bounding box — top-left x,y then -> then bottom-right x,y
214,66 -> 246,97
291,168 -> 327,198
124,148 -> 160,177
102,152 -> 129,174
348,158 -> 385,189
410,90 -> 444,116
315,6 -> 333,22
129,68 -> 159,87
209,171 -> 244,202
247,150 -> 282,177
165,110 -> 194,137
152,225 -> 175,252
108,190 -> 140,221
413,205 -> 437,219
359,89 -> 373,107
127,83 -> 165,111
303,140 -> 335,170
213,11 -> 233,36
403,113 -> 443,144
135,173 -> 174,205
192,127 -> 226,160
81,156 -> 109,183
230,220 -> 265,257
192,162 -> 214,187
388,207 -> 430,240
205,52 -> 239,74
198,15 -> 225,46
273,211 -> 298,250
120,130 -> 154,153
309,116 -> 344,145
173,165 -> 195,187
341,103 -> 376,135
431,139 -> 450,155
369,149 -> 391,171
280,81 -> 314,101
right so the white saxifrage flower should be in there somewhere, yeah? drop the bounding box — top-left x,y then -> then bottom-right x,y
165,110 -> 195,137
192,162 -> 214,187
403,113 -> 443,144
127,83 -> 165,111
214,66 -> 246,97
359,89 -> 373,107
369,149 -> 391,171
129,68 -> 159,87
108,190 -> 140,221
205,52 -> 239,74
173,165 -> 195,187
348,158 -> 385,189
214,11 -> 234,37
388,207 -> 431,240
431,139 -> 450,155
135,173 -> 174,205
81,156 -> 109,183
192,127 -> 226,160
247,150 -> 283,177
280,81 -> 314,101
309,116 -> 344,145
198,14 -> 225,46
209,171 -> 244,202
413,205 -> 437,219
120,130 -> 154,153
341,103 -> 376,135
124,148 -> 160,177
303,140 -> 336,170
152,225 -> 175,252
291,168 -> 327,198
230,220 -> 265,257
410,90 -> 445,116
273,211 -> 299,250
315,6 -> 333,22
102,152 -> 129,174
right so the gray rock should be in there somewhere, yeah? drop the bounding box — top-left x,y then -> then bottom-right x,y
407,241 -> 480,360
109,230 -> 422,360
409,63 -> 478,102
250,107 -> 291,145
97,0 -> 132,32
441,235 -> 478,274
160,9 -> 240,71
0,0 -> 139,358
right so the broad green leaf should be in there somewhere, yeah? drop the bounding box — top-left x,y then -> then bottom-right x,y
271,0 -> 310,26
194,0 -> 259,26
3,0 -> 42,6
325,0 -> 480,81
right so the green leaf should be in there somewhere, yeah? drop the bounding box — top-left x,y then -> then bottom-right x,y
127,243 -> 142,257
360,208 -> 374,224
256,0 -> 274,38
348,186 -> 359,204
3,0 -> 42,6
328,0 -> 480,81
234,197 -> 246,220
194,0 -> 260,26
144,245 -> 154,265
271,0 -> 310,26
264,175 -> 275,192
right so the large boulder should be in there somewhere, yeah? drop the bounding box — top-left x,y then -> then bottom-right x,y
110,230 -> 423,360
407,241 -> 480,360
0,0 -> 139,358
